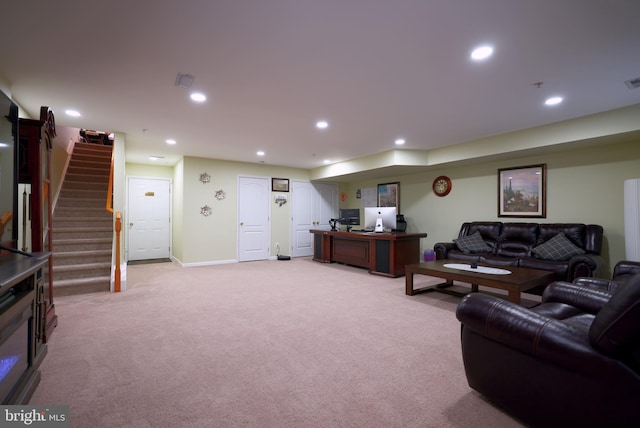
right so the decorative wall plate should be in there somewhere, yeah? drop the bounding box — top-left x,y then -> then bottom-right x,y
433,176 -> 452,197
200,205 -> 212,216
215,189 -> 226,200
199,172 -> 211,184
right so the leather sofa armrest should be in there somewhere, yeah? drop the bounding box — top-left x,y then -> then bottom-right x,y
613,260 -> 640,279
456,293 -> 612,375
433,242 -> 455,260
573,277 -> 620,293
566,254 -> 605,281
542,281 -> 613,314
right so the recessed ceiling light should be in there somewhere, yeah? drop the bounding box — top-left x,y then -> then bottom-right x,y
470,45 -> 494,61
316,120 -> 329,130
65,109 -> 81,117
0,142 -> 9,148
545,96 -> 563,106
395,138 -> 406,145
166,139 -> 176,145
323,159 -> 331,164
190,92 -> 206,102
257,151 -> 265,156
150,156 -> 159,161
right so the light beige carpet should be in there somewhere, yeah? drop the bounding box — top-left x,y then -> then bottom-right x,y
30,257 -> 524,427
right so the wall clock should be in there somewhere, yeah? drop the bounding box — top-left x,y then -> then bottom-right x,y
432,176 -> 452,197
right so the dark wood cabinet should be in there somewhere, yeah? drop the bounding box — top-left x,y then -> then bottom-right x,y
310,230 -> 427,277
17,107 -> 57,342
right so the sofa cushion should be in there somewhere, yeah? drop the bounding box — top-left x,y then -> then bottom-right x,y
538,224 -> 586,248
496,223 -> 538,257
589,273 -> 640,358
454,231 -> 492,254
532,232 -> 585,261
460,222 -> 502,252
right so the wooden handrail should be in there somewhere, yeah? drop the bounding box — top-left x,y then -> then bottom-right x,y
114,211 -> 122,292
106,147 -> 114,213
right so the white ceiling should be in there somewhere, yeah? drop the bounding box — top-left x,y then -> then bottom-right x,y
1,0 -> 639,170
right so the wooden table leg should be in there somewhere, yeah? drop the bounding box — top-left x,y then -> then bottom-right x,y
507,289 -> 521,304
405,271 -> 414,295
405,266 -> 440,295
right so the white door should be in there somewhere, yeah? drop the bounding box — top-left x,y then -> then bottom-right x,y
314,182 -> 338,231
291,181 -> 338,257
238,176 -> 270,262
291,181 -> 314,257
127,177 -> 171,261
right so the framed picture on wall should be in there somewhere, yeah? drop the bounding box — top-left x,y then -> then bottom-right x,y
377,182 -> 400,210
498,164 -> 546,217
272,178 -> 289,192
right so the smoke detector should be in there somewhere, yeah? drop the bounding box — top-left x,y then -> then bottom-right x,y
175,73 -> 195,88
625,77 -> 640,90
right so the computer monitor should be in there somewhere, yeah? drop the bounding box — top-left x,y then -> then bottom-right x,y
363,207 -> 397,232
338,208 -> 360,226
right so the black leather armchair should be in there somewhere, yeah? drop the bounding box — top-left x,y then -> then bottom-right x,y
455,273 -> 640,427
575,259 -> 640,292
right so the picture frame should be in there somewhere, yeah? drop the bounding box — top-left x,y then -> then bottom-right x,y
377,182 -> 400,210
271,178 -> 289,192
498,164 -> 546,218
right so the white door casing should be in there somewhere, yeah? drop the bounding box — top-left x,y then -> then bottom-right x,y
127,177 -> 171,261
238,176 -> 270,262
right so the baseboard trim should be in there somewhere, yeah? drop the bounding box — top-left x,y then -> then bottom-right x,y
179,259 -> 238,268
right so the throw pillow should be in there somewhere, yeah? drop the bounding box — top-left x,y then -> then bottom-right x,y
454,231 -> 491,254
531,232 -> 585,261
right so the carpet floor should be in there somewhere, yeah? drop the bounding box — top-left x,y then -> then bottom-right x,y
29,257 -> 524,427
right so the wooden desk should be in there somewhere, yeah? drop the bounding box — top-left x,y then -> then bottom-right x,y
310,230 -> 427,277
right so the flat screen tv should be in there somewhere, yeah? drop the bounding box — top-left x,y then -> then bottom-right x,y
0,90 -> 18,247
363,206 -> 397,232
338,208 -> 360,225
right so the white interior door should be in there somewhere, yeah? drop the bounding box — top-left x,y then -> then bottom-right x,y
314,182 -> 338,231
127,177 -> 171,261
238,176 -> 270,262
291,181 -> 338,257
291,181 -> 314,257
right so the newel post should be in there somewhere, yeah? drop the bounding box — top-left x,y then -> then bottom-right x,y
115,211 -> 122,292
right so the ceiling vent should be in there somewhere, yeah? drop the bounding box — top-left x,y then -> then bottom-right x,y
175,73 -> 195,88
624,77 -> 640,90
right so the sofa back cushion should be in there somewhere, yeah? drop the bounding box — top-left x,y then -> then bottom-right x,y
531,232 -> 586,261
537,223 -> 586,249
454,231 -> 492,254
496,223 -> 539,257
459,222 -> 502,252
589,273 -> 640,365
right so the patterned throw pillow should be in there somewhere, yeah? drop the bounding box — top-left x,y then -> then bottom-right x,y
532,232 -> 585,261
454,231 -> 491,254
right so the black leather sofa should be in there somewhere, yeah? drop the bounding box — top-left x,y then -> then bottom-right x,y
434,222 -> 604,294
455,271 -> 640,427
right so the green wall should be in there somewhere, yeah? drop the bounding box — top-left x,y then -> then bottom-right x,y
126,157 -> 312,265
125,137 -> 640,273
341,139 -> 640,277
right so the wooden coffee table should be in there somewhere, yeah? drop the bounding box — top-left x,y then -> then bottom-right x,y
405,260 -> 556,304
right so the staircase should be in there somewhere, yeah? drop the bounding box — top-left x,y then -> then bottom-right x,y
52,142 -> 113,295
